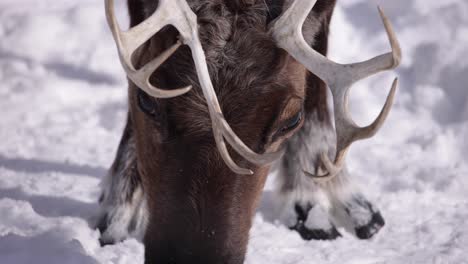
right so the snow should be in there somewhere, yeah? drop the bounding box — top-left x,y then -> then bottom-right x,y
1,0 -> 467,263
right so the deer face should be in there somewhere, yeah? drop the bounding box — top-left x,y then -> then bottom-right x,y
128,13 -> 308,262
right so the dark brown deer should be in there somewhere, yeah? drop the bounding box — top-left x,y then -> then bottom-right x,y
97,0 -> 401,263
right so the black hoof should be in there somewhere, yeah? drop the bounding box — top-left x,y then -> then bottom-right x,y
291,203 -> 341,241
355,211 -> 385,239
96,213 -> 108,234
99,237 -> 115,247
291,223 -> 341,241
96,213 -> 117,246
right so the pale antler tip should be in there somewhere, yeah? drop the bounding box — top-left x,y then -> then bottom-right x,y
302,170 -> 335,184
232,166 -> 254,175
301,151 -> 342,183
390,77 -> 399,95
183,85 -> 193,93
377,5 -> 402,68
377,5 -> 384,15
362,76 -> 399,138
175,85 -> 193,97
143,84 -> 192,99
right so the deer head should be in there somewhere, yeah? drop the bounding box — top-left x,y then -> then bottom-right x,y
105,0 -> 400,262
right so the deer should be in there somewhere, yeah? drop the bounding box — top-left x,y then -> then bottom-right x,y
96,0 -> 401,263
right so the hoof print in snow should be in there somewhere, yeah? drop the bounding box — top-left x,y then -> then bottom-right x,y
355,211 -> 385,239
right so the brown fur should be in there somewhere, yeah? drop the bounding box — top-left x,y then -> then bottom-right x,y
125,0 -> 336,263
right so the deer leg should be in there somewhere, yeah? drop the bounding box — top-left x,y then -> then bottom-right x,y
275,115 -> 341,240
326,168 -> 385,239
276,109 -> 385,240
96,115 -> 148,245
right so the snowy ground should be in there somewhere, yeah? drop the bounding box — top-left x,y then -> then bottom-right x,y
1,0 -> 467,263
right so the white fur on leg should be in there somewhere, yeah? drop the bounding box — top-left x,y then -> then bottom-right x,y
274,115 -> 336,229
324,167 -> 385,239
97,170 -> 148,244
275,168 -> 333,230
326,167 -> 374,228
99,188 -> 148,244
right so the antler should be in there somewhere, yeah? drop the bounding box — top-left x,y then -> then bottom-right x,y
271,0 -> 401,182
105,0 -> 283,174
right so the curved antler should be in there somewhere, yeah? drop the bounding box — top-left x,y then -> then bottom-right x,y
105,0 -> 283,174
271,0 -> 401,182
105,0 -> 192,98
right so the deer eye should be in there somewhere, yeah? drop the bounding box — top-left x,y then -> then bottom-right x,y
138,89 -> 158,117
280,111 -> 302,133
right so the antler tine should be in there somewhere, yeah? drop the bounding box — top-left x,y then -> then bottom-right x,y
272,0 -> 401,87
355,78 -> 399,140
105,0 -> 192,98
271,0 -> 401,182
219,116 -> 285,165
312,78 -> 399,182
271,0 -> 340,85
131,40 -> 193,98
214,129 -> 253,175
346,6 -> 402,84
